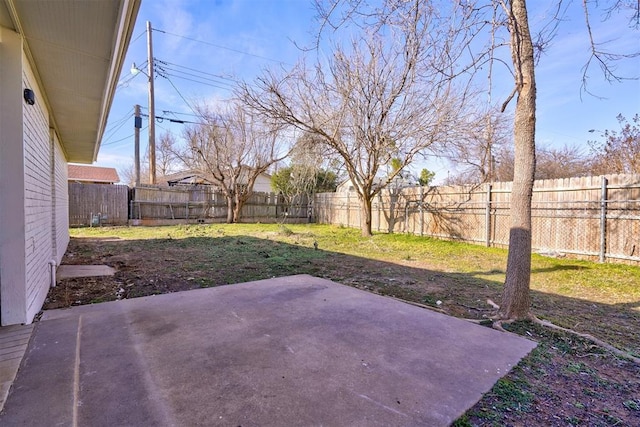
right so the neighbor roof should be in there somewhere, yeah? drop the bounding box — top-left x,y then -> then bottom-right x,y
1,0 -> 140,163
68,164 -> 120,184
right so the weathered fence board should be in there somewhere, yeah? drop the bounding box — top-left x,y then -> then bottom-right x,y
314,174 -> 640,264
69,174 -> 640,264
130,186 -> 310,223
68,183 -> 129,226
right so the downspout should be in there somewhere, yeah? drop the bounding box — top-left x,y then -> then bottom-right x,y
49,260 -> 57,288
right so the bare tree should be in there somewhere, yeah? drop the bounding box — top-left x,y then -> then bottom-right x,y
273,132 -> 342,204
239,1 -> 474,236
157,131 -> 178,177
441,107 -> 512,184
498,0 -> 637,319
535,145 -> 592,179
175,101 -> 289,223
120,155 -> 150,187
119,132 -> 178,188
308,0 -> 638,320
590,113 -> 640,175
290,132 -> 340,185
119,163 -> 141,187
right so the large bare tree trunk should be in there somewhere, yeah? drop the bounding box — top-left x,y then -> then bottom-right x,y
360,194 -> 373,237
233,192 -> 243,223
500,0 -> 536,320
225,194 -> 235,223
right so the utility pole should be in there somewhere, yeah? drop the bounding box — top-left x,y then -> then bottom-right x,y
134,104 -> 141,186
147,21 -> 156,185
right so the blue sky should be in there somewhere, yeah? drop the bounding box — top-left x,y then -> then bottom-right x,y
97,0 -> 639,184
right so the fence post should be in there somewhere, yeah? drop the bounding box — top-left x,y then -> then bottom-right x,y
419,184 -> 424,236
485,183 -> 492,247
404,202 -> 409,233
346,192 -> 350,228
356,193 -> 360,230
377,193 -> 382,232
599,176 -> 608,263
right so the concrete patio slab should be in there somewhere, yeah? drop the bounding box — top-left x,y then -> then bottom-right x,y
0,275 -> 536,426
56,264 -> 116,281
0,324 -> 34,412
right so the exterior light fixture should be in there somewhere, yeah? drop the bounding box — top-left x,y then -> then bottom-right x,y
130,62 -> 142,76
23,88 -> 35,105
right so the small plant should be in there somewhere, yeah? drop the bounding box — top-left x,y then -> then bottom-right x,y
489,377 -> 534,412
451,415 -> 471,427
565,361 -> 594,375
422,295 -> 439,306
623,399 -> 640,411
565,416 -> 580,425
278,224 -> 294,236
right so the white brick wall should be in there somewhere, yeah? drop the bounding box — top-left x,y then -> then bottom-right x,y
52,132 -> 69,264
1,27 -> 71,325
0,26 -> 27,325
22,64 -> 54,322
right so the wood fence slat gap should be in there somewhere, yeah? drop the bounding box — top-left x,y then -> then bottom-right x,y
68,174 -> 640,264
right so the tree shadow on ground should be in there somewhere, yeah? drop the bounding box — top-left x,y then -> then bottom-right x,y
50,234 -> 638,355
47,233 -> 640,426
531,264 -> 590,273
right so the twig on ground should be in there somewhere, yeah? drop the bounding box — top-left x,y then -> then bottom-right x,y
459,303 -> 493,312
531,315 -> 640,365
492,318 -> 515,332
486,299 -> 500,309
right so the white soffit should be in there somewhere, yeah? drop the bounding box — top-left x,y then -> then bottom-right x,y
5,0 -> 140,162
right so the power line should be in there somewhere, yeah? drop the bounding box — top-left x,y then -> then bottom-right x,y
141,112 -> 199,125
103,107 -> 135,141
157,59 -> 239,83
102,126 -> 147,146
153,27 -> 290,65
154,59 -> 237,91
158,73 -> 201,117
130,29 -> 146,45
158,71 -> 236,91
105,107 -> 134,132
157,66 -> 235,88
162,110 -> 200,118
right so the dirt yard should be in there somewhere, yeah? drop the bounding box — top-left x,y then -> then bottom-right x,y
44,226 -> 640,426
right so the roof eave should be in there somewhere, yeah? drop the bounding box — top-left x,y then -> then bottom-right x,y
93,0 -> 141,162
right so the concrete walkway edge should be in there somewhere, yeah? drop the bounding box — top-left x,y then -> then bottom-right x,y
0,324 -> 34,412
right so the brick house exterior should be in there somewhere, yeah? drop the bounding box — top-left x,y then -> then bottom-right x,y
0,1 -> 139,325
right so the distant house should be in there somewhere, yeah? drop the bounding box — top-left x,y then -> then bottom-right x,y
337,173 -> 416,193
68,164 -> 120,184
249,170 -> 272,193
0,1 -> 139,325
337,177 -> 386,193
158,167 -> 272,193
159,169 -> 216,187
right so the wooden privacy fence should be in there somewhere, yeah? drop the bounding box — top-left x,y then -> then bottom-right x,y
130,186 -> 310,223
68,183 -> 129,226
314,174 -> 640,264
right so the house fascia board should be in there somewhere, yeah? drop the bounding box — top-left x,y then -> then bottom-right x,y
93,0 -> 141,161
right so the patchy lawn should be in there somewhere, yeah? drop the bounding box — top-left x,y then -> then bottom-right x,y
47,224 -> 640,426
